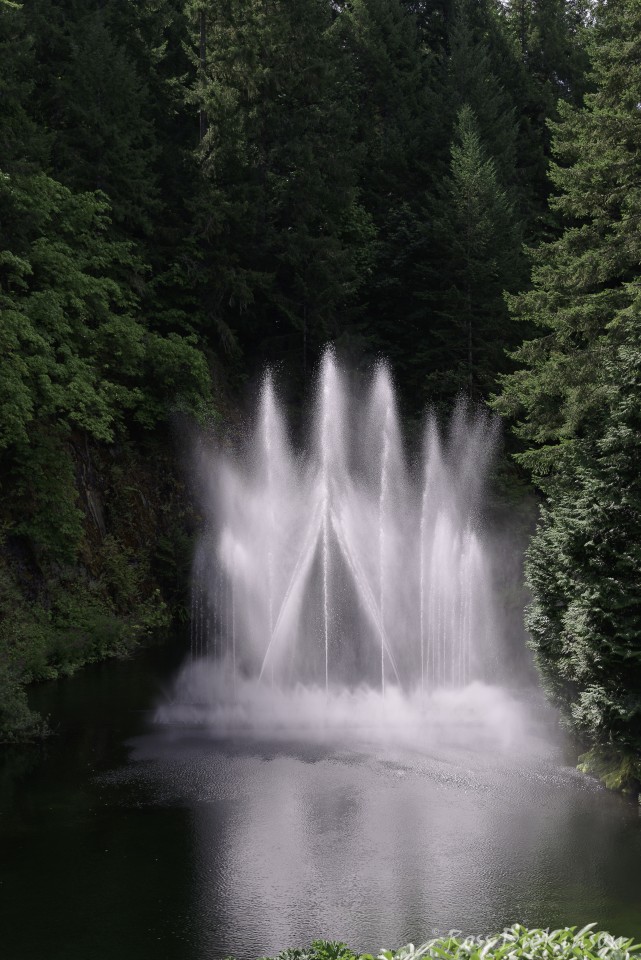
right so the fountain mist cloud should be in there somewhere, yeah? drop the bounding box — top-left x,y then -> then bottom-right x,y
188,349 -> 504,699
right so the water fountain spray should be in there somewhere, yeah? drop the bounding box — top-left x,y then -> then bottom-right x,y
192,349 -> 499,693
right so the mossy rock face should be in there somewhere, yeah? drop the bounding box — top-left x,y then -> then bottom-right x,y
0,437 -> 183,742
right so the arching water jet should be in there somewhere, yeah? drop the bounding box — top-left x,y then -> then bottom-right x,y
188,350 -> 501,706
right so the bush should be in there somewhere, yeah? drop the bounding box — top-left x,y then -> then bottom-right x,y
578,747 -> 641,796
0,663 -> 48,743
254,927 -> 641,960
0,527 -> 170,740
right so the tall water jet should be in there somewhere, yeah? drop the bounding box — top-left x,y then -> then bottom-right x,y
191,349 -> 501,697
260,372 -> 279,683
368,363 -> 404,695
419,418 -> 443,691
317,351 -> 341,694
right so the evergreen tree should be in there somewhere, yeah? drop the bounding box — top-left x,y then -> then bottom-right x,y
187,0 -> 373,384
505,0 -> 590,107
495,0 -> 641,480
27,0 -> 160,237
381,0 -> 531,415
338,0 -> 437,213
336,0 -> 440,396
443,0 -> 573,237
446,0 -> 520,187
0,0 -> 48,173
399,0 -> 451,52
496,0 -> 641,787
502,0 -> 591,228
420,105 -> 524,404
526,300 -> 641,790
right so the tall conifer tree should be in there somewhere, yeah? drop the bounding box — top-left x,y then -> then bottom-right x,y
422,105 -> 524,404
336,0 -> 440,400
496,0 -> 641,788
496,0 -> 641,476
503,0 -> 591,227
188,0 -> 372,383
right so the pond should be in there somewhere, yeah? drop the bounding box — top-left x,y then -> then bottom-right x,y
1,640 -> 641,960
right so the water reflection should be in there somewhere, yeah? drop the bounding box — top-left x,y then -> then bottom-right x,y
121,701 -> 641,960
2,648 -> 641,960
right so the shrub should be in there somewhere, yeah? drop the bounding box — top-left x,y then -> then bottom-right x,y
255,927 -> 641,960
0,663 -> 48,743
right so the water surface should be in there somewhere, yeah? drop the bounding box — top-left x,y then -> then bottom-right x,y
2,643 -> 640,960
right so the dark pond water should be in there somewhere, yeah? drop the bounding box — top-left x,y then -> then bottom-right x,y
1,641 -> 641,960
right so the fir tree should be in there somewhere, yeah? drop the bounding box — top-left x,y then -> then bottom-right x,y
31,2 -> 160,237
0,0 -> 49,174
526,299 -> 641,790
187,0 -> 372,382
496,0 -> 641,787
446,0 -> 520,187
420,105 -> 525,405
505,0 -> 590,107
336,0 -> 440,398
502,0 -> 591,228
384,0 -> 531,415
495,0 -> 641,479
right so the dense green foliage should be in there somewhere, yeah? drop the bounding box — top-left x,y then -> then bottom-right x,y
254,927 -> 641,960
0,0 -> 210,740
2,0 -> 639,791
494,0 -> 641,791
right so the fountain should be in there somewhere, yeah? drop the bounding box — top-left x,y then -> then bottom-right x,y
187,349 -> 501,700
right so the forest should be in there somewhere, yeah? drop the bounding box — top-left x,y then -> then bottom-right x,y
0,0 -> 640,794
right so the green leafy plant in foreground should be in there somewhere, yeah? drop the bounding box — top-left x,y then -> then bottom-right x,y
254,926 -> 641,960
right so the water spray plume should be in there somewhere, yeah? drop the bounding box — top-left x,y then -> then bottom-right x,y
186,349 -> 501,723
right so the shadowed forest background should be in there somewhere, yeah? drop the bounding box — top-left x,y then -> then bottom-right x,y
1,0 -> 640,791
